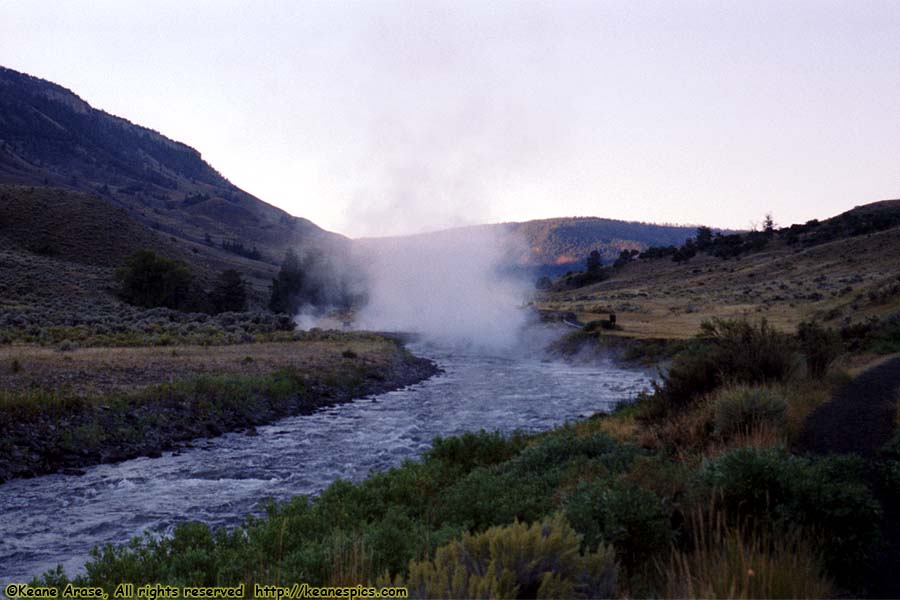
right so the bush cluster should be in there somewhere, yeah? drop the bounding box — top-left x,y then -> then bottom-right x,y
649,318 -> 795,418
564,479 -> 671,574
31,421 -> 888,598
116,250 -> 248,314
392,514 -> 618,599
0,307 -> 296,347
711,385 -> 787,438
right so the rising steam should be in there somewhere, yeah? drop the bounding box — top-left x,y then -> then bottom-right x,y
353,227 -> 534,350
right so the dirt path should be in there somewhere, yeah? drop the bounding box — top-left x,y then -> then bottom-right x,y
794,357 -> 900,598
794,356 -> 900,457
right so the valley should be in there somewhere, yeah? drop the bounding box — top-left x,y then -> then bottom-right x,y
0,60 -> 898,599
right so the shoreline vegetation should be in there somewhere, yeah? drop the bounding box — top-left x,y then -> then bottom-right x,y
25,316 -> 900,598
0,330 -> 438,483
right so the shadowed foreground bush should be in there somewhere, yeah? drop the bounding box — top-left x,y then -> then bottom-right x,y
388,514 -> 618,599
701,447 -> 882,589
663,318 -> 796,408
636,318 -> 797,424
711,385 -> 787,439
664,507 -> 832,599
564,479 -> 671,575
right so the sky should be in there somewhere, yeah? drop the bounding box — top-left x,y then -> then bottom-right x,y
2,1 -> 899,237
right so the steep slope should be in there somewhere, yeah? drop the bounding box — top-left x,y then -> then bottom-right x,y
0,65 -> 346,264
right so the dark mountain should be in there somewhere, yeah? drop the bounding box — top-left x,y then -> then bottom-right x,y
0,65 -> 346,266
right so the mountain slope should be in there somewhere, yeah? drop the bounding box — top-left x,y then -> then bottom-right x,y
0,65 -> 346,264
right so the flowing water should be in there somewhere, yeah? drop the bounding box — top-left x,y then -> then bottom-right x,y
0,343 -> 653,584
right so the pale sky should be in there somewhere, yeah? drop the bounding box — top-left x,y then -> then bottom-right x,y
2,0 -> 899,237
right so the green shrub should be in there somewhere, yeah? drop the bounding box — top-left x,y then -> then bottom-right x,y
656,318 -> 796,415
56,340 -> 76,352
882,430 -> 900,503
701,447 -> 882,590
564,479 -> 671,573
869,315 -> 900,354
711,385 -> 787,438
390,514 -> 618,599
426,430 -> 529,479
436,431 -> 639,532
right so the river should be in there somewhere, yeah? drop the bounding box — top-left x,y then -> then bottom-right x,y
0,342 -> 653,584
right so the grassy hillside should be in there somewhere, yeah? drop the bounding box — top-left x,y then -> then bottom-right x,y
0,185 -> 194,267
0,185 -> 283,312
538,202 -> 900,340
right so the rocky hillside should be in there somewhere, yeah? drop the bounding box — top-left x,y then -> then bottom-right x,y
0,65 -> 346,266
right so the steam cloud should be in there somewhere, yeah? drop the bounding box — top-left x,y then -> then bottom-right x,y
354,227 -> 534,350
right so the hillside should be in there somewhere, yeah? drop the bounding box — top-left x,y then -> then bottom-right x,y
0,185 -> 196,267
537,200 -> 900,339
0,185 -> 289,310
0,65 -> 346,265
501,217 -> 705,269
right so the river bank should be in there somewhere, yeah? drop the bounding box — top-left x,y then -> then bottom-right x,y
1,342 -> 652,584
539,311 -> 685,367
0,333 -> 438,482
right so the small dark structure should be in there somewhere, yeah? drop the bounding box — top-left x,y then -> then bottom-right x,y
608,312 -> 617,327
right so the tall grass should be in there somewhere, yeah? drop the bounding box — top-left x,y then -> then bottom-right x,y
663,506 -> 833,599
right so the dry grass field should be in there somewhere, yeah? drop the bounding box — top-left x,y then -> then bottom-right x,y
0,335 -> 402,396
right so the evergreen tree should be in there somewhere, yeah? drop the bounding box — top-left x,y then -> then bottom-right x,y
696,226 -> 713,250
210,269 -> 247,313
269,249 -> 304,314
116,249 -> 193,309
586,250 -> 602,274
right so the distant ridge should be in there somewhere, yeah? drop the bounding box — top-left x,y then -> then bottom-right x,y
359,217 -> 723,277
